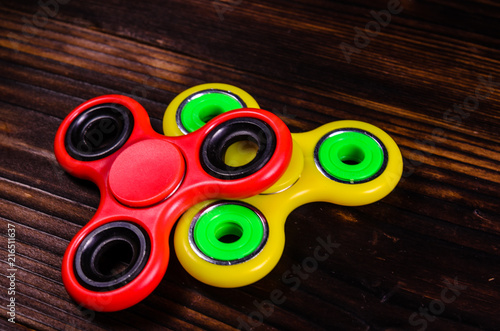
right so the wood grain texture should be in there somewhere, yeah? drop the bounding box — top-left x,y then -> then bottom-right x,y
0,0 -> 499,330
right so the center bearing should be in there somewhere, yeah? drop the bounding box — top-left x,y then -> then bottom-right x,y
108,139 -> 185,207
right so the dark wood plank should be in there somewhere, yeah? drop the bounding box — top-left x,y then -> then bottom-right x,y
0,0 -> 499,330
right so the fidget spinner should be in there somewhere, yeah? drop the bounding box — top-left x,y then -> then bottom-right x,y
163,83 -> 403,288
54,94 -> 292,311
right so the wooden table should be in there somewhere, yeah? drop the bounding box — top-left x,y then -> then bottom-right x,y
1,0 -> 499,330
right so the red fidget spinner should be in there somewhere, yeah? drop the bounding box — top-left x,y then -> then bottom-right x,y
54,95 -> 292,311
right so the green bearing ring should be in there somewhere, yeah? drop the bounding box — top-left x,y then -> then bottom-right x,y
190,202 -> 268,264
315,129 -> 387,183
177,89 -> 246,133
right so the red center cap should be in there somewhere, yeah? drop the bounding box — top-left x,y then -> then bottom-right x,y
108,139 -> 185,207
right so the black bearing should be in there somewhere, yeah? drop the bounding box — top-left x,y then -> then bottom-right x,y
74,222 -> 151,292
65,103 -> 134,161
200,118 -> 276,180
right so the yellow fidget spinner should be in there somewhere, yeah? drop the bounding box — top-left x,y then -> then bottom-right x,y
164,83 -> 403,287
